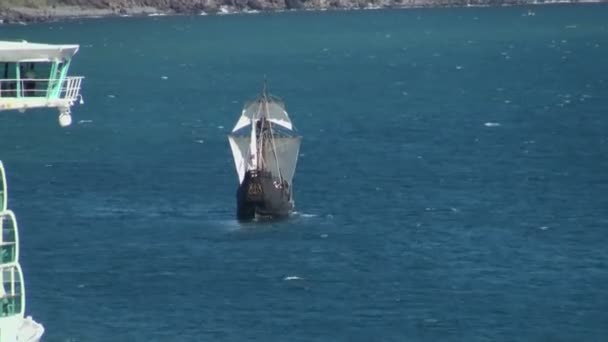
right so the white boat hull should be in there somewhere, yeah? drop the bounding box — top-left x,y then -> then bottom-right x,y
0,316 -> 43,342
18,316 -> 44,342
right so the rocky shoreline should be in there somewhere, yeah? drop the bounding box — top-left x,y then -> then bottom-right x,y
0,0 -> 605,24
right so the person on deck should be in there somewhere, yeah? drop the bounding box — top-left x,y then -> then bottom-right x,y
23,64 -> 37,97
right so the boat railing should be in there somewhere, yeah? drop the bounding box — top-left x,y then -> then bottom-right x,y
0,76 -> 84,105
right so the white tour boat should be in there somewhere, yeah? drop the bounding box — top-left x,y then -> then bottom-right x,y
0,40 -> 84,342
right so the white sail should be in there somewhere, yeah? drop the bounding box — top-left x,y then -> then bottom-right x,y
228,88 -> 300,188
228,135 -> 250,184
263,136 -> 302,184
250,118 -> 258,170
231,110 -> 252,132
232,99 -> 294,132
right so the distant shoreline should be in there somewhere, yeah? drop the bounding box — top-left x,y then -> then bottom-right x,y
1,0 -> 606,25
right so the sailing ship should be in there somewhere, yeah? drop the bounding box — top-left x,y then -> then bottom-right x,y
0,40 -> 84,342
228,84 -> 302,220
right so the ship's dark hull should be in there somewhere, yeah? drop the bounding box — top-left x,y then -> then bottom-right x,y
236,170 -> 294,221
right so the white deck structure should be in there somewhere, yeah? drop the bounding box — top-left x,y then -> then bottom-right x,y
0,40 -> 84,341
0,163 -> 44,342
0,41 -> 84,126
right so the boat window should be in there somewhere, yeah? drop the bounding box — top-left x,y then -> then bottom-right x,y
0,266 -> 23,317
0,63 -> 18,98
1,62 -> 16,79
0,217 -> 16,264
0,244 -> 15,264
30,62 -> 53,79
21,62 -> 53,98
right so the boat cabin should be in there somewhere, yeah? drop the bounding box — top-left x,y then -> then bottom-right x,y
0,41 -> 83,126
0,162 -> 25,324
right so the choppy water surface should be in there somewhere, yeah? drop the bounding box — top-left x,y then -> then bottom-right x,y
1,4 -> 607,341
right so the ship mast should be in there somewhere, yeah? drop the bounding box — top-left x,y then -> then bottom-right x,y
260,80 -> 284,183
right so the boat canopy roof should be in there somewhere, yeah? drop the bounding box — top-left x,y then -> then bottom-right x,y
0,41 -> 79,62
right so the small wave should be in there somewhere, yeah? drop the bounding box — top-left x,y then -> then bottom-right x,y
214,219 -> 243,232
297,212 -> 317,218
78,119 -> 93,124
284,276 -> 301,281
521,10 -> 535,17
484,122 -> 501,127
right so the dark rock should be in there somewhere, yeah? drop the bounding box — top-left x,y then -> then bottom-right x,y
248,0 -> 266,10
233,0 -> 249,9
2,0 -> 608,24
285,0 -> 304,9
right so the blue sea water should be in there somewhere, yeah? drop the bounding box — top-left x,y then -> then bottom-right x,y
1,4 -> 608,341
